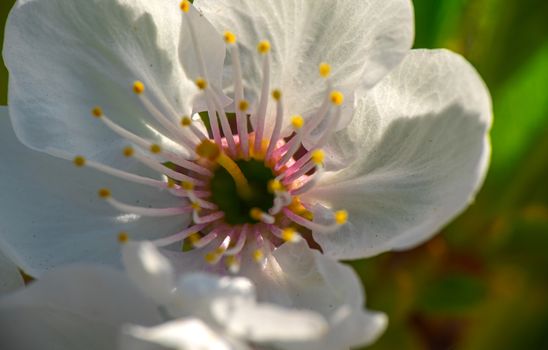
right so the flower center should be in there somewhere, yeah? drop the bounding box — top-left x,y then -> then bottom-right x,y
71,1 -> 350,273
209,157 -> 275,225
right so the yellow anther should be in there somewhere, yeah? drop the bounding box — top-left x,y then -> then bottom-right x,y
149,144 -> 162,154
117,232 -> 129,244
133,81 -> 145,94
225,255 -> 238,268
196,140 -> 221,161
303,211 -> 314,221
257,40 -> 271,54
98,188 -> 111,199
204,252 -> 218,264
253,249 -> 264,263
181,116 -> 192,127
330,91 -> 344,106
291,115 -> 304,129
73,156 -> 86,167
180,0 -> 191,12
272,89 -> 282,101
281,228 -> 298,242
311,149 -> 325,165
238,100 -> 250,111
167,178 -> 176,189
91,107 -> 103,118
268,179 -> 283,193
191,202 -> 201,212
214,247 -> 226,255
188,233 -> 201,246
123,146 -> 134,157
195,78 -> 208,90
250,208 -> 263,221
335,210 -> 348,225
224,31 -> 237,44
181,181 -> 194,191
319,63 -> 331,78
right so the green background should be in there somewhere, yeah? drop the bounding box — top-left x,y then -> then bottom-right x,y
1,0 -> 547,349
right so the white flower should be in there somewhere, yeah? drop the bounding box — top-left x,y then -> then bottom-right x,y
0,241 -> 386,350
1,0 -> 489,309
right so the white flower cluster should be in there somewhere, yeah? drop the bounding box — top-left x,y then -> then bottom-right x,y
0,0 -> 491,349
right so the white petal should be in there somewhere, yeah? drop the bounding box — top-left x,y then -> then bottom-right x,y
240,241 -> 385,349
122,242 -> 176,305
0,113 -> 190,277
119,319 -> 241,350
195,0 -> 414,135
306,49 -> 492,259
0,265 -> 162,350
175,272 -> 255,321
4,0 -> 204,165
218,301 -> 327,343
0,247 -> 24,295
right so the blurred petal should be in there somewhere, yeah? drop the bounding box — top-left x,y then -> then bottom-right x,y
307,49 -> 492,259
195,0 -> 414,135
0,265 -> 162,350
0,111 -> 190,277
122,242 -> 176,305
119,319 -> 242,350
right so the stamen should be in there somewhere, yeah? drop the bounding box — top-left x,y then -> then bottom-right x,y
181,116 -> 208,143
207,88 -> 238,156
73,155 -> 173,190
253,40 -> 271,155
196,140 -> 253,200
290,166 -> 324,195
191,230 -> 221,249
101,194 -> 193,217
204,236 -> 231,265
225,254 -> 241,274
152,223 -> 209,247
193,210 -> 225,225
226,33 -> 250,158
250,208 -> 275,224
131,149 -> 205,186
265,89 -> 284,161
225,225 -> 248,256
271,226 -> 302,243
276,115 -> 305,169
283,208 -> 347,233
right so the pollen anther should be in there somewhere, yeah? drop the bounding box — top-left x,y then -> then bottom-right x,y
238,100 -> 249,111
133,81 -> 145,94
330,91 -> 344,106
180,0 -> 191,12
311,150 -> 325,165
195,78 -> 208,90
117,232 -> 129,244
224,31 -> 237,44
150,144 -> 162,154
98,188 -> 111,199
257,40 -> 271,54
181,116 -> 192,127
272,89 -> 282,101
123,146 -> 134,157
335,210 -> 348,225
319,63 -> 331,78
73,156 -> 86,167
91,107 -> 103,118
291,115 -> 304,129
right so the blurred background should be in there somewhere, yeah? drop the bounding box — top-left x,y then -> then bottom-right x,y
1,0 -> 547,349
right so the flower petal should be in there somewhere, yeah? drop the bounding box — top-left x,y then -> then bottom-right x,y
0,247 -> 24,295
122,242 -> 176,305
120,319 -> 244,350
195,0 -> 414,134
306,49 -> 492,259
240,241 -> 386,349
0,265 -> 162,350
0,112 -> 190,277
4,0 -> 220,165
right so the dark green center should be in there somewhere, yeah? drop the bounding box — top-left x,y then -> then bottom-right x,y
209,159 -> 275,225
